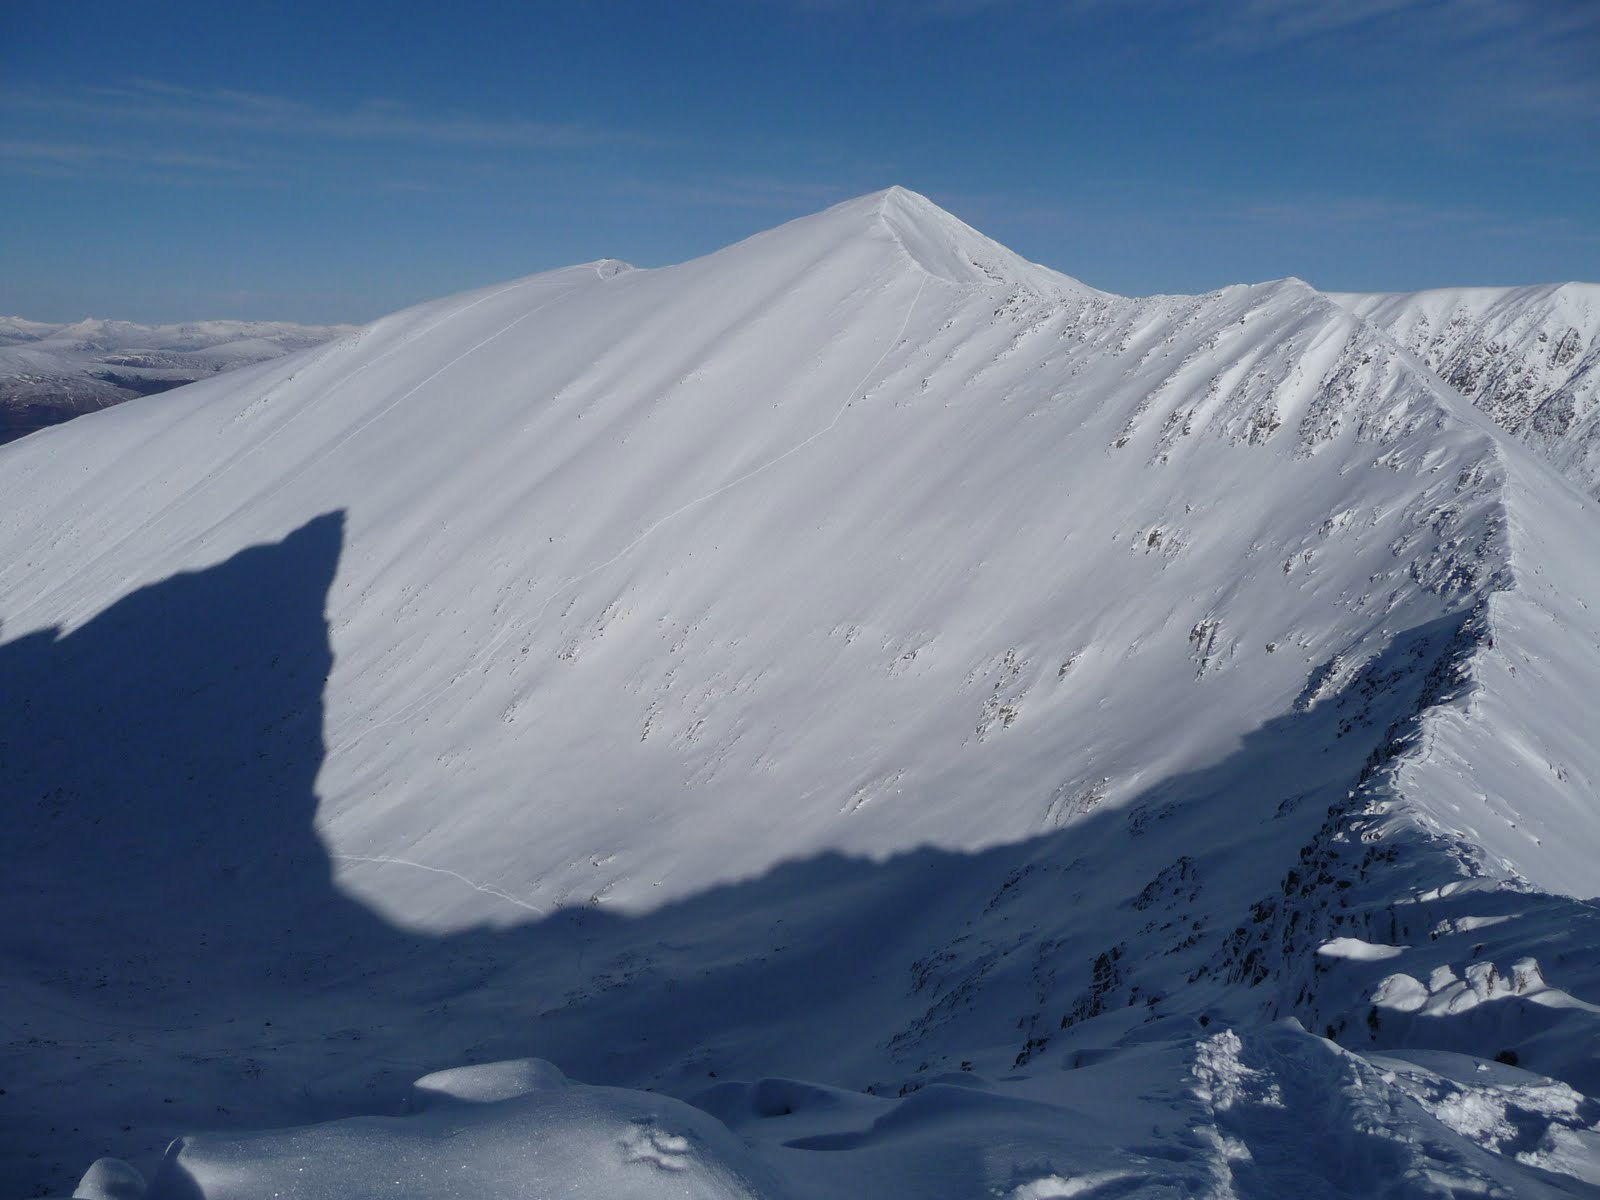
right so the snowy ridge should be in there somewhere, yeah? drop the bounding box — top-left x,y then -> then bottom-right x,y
875,185 -> 1101,298
1333,282 -> 1600,498
6,190 -> 1600,1198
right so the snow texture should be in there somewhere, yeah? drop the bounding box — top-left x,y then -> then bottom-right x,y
4,188 -> 1599,1198
1334,284 -> 1600,499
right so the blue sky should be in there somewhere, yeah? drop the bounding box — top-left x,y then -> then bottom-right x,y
3,0 -> 1597,323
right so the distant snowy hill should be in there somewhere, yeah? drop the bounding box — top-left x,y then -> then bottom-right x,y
1334,284 -> 1600,498
5,190 -> 1599,1199
0,315 -> 354,444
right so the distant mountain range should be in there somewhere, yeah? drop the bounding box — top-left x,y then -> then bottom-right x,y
0,315 -> 354,444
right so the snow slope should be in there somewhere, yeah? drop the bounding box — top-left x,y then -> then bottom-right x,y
1334,284 -> 1600,498
0,316 -> 353,444
5,188 -> 1599,1197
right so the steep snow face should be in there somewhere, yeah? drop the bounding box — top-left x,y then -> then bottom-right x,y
1393,441 -> 1600,898
6,190 -> 1600,1198
1333,284 -> 1600,498
876,185 -> 1100,297
0,190 -> 1526,930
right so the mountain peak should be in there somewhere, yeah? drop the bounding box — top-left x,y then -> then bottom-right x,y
867,186 -> 1098,297
767,187 -> 1099,299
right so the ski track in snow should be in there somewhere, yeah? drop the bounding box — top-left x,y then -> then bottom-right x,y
332,854 -> 547,916
344,274 -> 931,749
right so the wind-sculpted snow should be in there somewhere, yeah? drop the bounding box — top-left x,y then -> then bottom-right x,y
140,1060 -> 785,1200
5,189 -> 1599,1197
1334,284 -> 1600,499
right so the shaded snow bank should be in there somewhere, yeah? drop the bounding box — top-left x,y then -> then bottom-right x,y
141,1061 -> 783,1200
80,1038 -> 1600,1200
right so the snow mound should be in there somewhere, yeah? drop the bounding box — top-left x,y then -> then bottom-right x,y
411,1058 -> 570,1105
74,1159 -> 145,1200
145,1061 -> 784,1200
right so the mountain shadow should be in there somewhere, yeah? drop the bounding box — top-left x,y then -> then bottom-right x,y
7,533 -> 1583,1196
0,511 -> 405,997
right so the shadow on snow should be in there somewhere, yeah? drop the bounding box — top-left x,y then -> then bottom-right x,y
6,512 -> 1591,1194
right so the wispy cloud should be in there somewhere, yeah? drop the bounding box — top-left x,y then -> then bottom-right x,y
1193,0 -> 1600,121
0,138 -> 251,182
1476,215 -> 1600,246
1237,194 -> 1600,247
3,79 -> 636,151
1194,0 -> 1438,50
767,0 -> 1599,122
1238,195 -> 1483,231
769,0 -> 1057,16
0,79 -> 654,196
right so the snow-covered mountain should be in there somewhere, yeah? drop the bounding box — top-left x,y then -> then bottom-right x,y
6,189 -> 1600,1199
1334,284 -> 1600,499
0,316 -> 354,444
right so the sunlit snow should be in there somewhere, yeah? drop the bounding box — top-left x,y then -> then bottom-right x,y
5,189 -> 1599,1199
